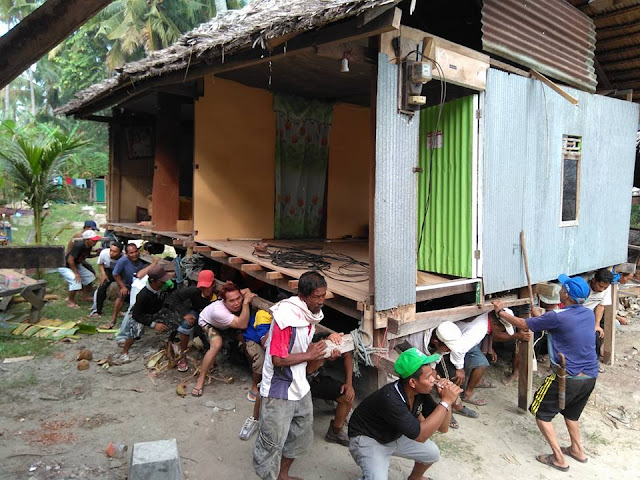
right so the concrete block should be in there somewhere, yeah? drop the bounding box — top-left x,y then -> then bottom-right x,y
129,438 -> 183,480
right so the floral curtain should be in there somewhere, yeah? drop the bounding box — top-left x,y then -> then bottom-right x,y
274,94 -> 333,238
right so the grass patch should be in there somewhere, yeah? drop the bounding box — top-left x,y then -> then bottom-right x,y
585,430 -> 611,446
0,331 -> 58,359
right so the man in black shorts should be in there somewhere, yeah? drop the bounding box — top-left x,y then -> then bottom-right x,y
309,332 -> 354,446
493,274 -> 598,472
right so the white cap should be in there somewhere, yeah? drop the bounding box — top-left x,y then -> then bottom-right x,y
82,229 -> 101,241
435,321 -> 464,351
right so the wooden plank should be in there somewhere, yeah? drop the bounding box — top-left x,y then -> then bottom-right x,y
324,290 -> 335,299
517,338 -> 534,410
173,239 -> 185,247
288,280 -> 299,290
602,283 -> 618,365
241,264 -> 264,272
387,299 -> 531,339
209,250 -> 228,258
0,246 -> 65,269
529,69 -> 579,105
228,257 -> 245,265
265,271 -> 284,280
193,246 -> 212,253
489,58 -> 531,78
416,281 -> 477,302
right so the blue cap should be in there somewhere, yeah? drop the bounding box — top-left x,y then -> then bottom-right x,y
558,274 -> 590,303
84,220 -> 97,229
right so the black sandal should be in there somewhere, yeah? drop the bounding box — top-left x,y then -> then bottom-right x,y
449,415 -> 459,429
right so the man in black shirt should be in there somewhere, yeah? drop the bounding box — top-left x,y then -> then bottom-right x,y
348,348 -> 462,480
57,229 -> 100,308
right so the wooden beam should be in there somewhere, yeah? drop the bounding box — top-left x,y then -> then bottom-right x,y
0,246 -> 65,269
193,245 -> 212,253
0,0 -> 114,89
172,239 -> 185,247
489,58 -> 531,78
228,257 -> 245,265
529,69 -> 579,105
387,299 -> 531,339
602,283 -> 618,365
209,250 -> 228,258
265,272 -> 284,280
288,280 -> 299,290
241,264 -> 264,272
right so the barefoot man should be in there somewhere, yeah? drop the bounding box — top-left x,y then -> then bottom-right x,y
493,274 -> 597,472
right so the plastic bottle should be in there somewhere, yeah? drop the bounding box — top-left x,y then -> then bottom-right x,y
106,442 -> 128,458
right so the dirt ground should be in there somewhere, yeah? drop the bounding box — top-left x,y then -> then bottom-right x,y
1,318 -> 639,480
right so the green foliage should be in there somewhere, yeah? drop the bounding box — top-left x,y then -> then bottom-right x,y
0,122 -> 86,243
631,204 -> 640,229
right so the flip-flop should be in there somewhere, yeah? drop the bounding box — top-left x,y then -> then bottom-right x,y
191,387 -> 203,397
247,390 -> 258,403
536,454 -> 569,472
560,446 -> 588,463
456,406 -> 479,418
475,381 -> 496,388
449,415 -> 459,429
462,395 -> 488,406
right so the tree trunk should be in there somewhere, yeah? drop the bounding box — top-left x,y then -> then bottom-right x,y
29,68 -> 36,116
4,85 -> 10,120
33,205 -> 42,245
215,0 -> 228,15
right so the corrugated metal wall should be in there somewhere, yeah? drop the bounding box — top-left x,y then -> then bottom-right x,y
482,68 -> 639,294
417,96 -> 474,278
374,53 -> 419,311
482,0 -> 597,92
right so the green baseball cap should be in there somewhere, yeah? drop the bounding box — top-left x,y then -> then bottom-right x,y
394,348 -> 441,379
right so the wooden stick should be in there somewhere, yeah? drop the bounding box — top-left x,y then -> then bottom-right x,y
518,230 -> 534,411
529,69 -> 579,106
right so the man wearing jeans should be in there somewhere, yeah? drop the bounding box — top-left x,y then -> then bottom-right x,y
348,348 -> 462,480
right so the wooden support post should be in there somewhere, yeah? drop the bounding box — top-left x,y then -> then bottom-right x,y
152,94 -> 181,231
23,286 -> 46,324
517,339 -> 534,410
602,283 -> 618,365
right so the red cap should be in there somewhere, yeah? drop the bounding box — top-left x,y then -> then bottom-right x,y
197,270 -> 215,288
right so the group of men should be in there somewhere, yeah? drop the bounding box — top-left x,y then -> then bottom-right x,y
56,224 -> 631,478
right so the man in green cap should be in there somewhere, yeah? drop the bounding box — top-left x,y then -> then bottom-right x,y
347,348 -> 463,480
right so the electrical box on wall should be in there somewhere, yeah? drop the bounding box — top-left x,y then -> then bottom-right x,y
401,59 -> 432,114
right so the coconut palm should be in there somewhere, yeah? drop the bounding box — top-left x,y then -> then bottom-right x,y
0,121 -> 86,244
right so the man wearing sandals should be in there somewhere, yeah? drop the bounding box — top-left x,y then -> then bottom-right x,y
493,274 -> 597,472
191,282 -> 256,397
348,348 -> 462,480
58,229 -> 100,308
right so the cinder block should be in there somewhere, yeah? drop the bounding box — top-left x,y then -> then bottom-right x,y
129,438 -> 183,480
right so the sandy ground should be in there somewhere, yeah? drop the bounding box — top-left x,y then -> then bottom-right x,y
1,321 -> 639,480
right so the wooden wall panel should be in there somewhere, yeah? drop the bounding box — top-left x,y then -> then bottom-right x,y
194,77 -> 276,240
326,103 -> 371,238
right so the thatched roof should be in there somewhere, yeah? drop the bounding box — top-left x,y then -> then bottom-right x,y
58,0 -> 400,116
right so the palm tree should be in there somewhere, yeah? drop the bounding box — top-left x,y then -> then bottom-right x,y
0,121 -> 85,244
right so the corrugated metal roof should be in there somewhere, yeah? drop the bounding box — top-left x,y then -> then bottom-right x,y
482,0 -> 597,92
417,96 -> 474,278
566,0 -> 640,100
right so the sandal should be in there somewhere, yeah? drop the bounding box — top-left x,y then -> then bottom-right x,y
449,415 -> 459,429
191,386 -> 203,397
456,406 -> 479,418
536,454 -> 569,472
462,394 -> 488,406
99,322 -> 116,330
177,358 -> 189,372
560,446 -> 587,463
247,390 -> 258,403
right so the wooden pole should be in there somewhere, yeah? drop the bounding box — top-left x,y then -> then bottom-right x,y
602,283 -> 618,365
518,230 -> 534,410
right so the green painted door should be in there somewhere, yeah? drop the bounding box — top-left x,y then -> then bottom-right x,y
417,95 -> 475,278
95,178 -> 106,203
